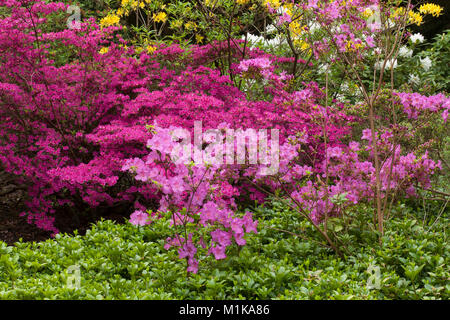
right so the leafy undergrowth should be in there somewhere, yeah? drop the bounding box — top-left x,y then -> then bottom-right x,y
0,203 -> 448,300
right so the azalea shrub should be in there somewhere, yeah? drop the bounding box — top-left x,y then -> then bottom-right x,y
0,0 -> 448,273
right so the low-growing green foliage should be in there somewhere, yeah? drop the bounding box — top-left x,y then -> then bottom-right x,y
0,202 -> 447,300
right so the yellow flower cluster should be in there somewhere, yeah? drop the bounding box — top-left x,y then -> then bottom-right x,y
195,34 -> 204,43
418,3 -> 443,17
391,7 -> 423,26
293,39 -> 310,51
290,22 -> 307,38
121,0 -> 150,10
392,6 -> 405,18
146,45 -> 157,54
392,3 -> 443,26
408,10 -> 423,26
170,19 -> 183,29
237,0 -> 251,5
110,0 -> 169,27
346,40 -> 364,52
185,21 -> 198,31
362,8 -> 374,18
264,0 -> 281,10
99,47 -> 109,54
153,12 -> 168,23
134,41 -> 158,55
99,13 -> 121,28
264,2 -> 312,53
115,0 -> 153,19
116,8 -> 125,17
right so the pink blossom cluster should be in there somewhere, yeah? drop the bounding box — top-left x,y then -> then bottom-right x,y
122,125 -> 259,273
0,0 -> 150,232
238,57 -> 272,73
295,0 -> 383,57
272,133 -> 441,224
394,92 -> 450,122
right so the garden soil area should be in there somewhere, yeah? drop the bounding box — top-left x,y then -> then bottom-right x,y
0,170 -> 127,246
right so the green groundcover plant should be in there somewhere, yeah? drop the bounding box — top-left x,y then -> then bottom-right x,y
0,201 -> 448,300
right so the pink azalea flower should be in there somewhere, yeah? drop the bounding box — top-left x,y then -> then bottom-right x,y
210,244 -> 227,260
129,210 -> 151,226
366,36 -> 376,48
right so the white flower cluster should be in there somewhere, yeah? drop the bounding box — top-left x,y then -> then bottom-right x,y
242,25 -> 286,49
375,59 -> 398,70
317,63 -> 329,74
408,74 -> 420,85
398,46 -> 413,58
420,56 -> 432,71
410,33 -> 425,44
